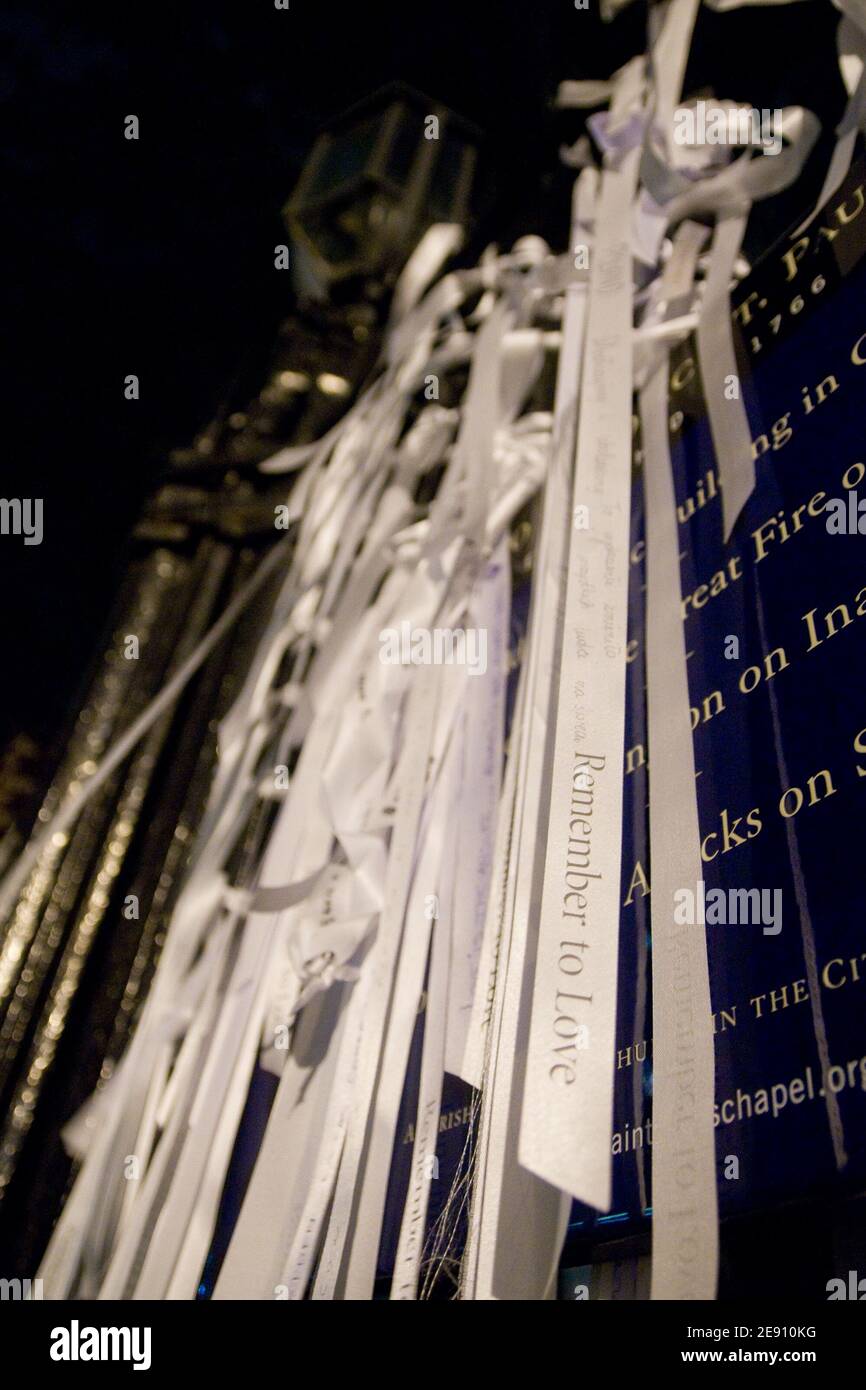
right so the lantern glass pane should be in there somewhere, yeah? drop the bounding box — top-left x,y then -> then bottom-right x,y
386,111 -> 420,187
307,114 -> 381,201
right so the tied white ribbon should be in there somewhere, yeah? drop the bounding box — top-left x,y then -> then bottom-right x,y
35,0 -> 851,1304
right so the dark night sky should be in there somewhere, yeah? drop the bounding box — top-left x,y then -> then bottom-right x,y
0,0 -> 845,755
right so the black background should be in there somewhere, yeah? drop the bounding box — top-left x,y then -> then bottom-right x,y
0,0 -> 846,754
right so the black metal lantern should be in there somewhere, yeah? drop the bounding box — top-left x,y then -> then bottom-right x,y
285,84 -> 479,291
